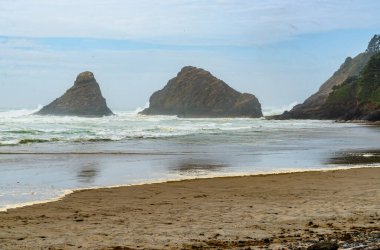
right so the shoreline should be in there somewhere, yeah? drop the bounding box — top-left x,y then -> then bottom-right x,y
1,164 -> 378,213
1,167 -> 379,249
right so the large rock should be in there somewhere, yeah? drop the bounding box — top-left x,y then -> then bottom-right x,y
36,71 -> 114,117
140,66 -> 262,118
276,35 -> 380,120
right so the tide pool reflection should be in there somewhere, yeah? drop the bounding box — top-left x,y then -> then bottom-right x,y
170,159 -> 228,176
77,163 -> 99,183
328,150 -> 380,165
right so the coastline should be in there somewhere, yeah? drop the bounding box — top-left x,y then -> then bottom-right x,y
1,165 -> 377,213
1,167 -> 379,249
2,113 -> 380,218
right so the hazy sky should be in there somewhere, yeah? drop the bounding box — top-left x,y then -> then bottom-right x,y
0,0 -> 379,110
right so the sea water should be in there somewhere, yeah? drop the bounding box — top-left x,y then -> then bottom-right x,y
1,107 -> 380,211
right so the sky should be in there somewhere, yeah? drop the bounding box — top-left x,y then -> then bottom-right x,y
0,0 -> 380,111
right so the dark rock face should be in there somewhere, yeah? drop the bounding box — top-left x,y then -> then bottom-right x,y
363,109 -> 380,121
140,66 -> 262,118
36,71 -> 113,117
276,35 -> 379,120
307,242 -> 339,250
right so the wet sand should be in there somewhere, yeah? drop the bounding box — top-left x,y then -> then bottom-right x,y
0,168 -> 379,249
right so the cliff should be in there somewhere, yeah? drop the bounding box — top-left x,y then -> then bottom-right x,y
319,52 -> 380,121
278,34 -> 380,120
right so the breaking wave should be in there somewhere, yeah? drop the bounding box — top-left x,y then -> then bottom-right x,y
262,101 -> 298,116
0,106 -> 356,147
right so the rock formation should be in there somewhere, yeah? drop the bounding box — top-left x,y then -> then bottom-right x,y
36,71 -> 114,117
140,66 -> 262,118
307,241 -> 338,250
277,35 -> 380,120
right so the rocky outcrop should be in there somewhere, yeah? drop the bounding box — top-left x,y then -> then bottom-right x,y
366,34 -> 380,53
35,71 -> 114,117
277,35 -> 380,120
140,66 -> 262,118
307,242 -> 338,250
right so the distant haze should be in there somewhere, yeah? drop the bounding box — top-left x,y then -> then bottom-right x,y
0,0 -> 380,110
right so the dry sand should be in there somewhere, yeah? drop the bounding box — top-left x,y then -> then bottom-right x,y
0,167 -> 379,249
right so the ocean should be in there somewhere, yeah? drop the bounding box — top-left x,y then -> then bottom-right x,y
1,107 -> 380,211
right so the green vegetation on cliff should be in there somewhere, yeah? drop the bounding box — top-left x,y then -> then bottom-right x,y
358,52 -> 380,104
276,34 -> 380,120
327,76 -> 359,105
324,52 -> 380,119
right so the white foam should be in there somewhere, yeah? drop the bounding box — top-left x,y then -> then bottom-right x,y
0,105 -> 42,118
0,189 -> 73,212
0,139 -> 20,145
363,154 -> 374,157
262,101 -> 299,116
0,107 -> 357,147
132,102 -> 150,114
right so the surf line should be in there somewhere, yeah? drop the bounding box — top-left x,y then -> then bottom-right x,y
0,151 -> 202,156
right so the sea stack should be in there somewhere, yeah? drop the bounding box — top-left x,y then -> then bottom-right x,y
140,66 -> 262,118
276,34 -> 380,120
36,71 -> 114,117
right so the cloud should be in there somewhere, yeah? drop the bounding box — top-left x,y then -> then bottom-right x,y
0,0 -> 379,45
0,0 -> 379,109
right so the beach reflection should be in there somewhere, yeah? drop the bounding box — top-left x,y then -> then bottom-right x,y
170,160 -> 228,176
77,163 -> 99,183
328,150 -> 380,165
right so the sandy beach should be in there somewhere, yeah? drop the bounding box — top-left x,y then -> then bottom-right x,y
0,167 -> 379,249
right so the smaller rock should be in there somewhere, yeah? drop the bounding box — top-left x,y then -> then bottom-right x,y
307,241 -> 339,250
35,71 -> 114,117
